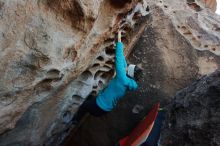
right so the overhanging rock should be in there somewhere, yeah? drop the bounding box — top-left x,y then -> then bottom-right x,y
0,0 -> 149,145
0,0 -> 219,146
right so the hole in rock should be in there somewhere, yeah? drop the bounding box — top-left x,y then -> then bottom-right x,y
212,48 -> 216,51
72,95 -> 83,104
121,36 -> 128,44
109,0 -> 132,8
183,31 -> 192,35
123,25 -> 132,32
47,69 -> 60,75
101,69 -> 114,80
72,95 -> 81,100
103,65 -> 112,70
101,71 -> 111,79
146,6 -> 150,11
71,50 -> 77,62
187,2 -> 202,11
63,47 -> 77,61
106,60 -> 114,65
109,69 -> 115,76
187,0 -> 195,3
90,90 -> 98,96
94,70 -> 105,80
46,69 -> 62,81
63,111 -> 72,124
97,56 -> 105,61
215,27 -> 220,31
78,71 -> 93,81
106,47 -> 115,56
93,85 -> 98,89
34,79 -> 53,94
92,63 -> 100,68
181,26 -> 187,29
133,12 -> 142,20
98,80 -> 104,87
104,38 -> 115,43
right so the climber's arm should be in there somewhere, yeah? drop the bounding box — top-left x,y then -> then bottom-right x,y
118,31 -> 127,68
115,42 -> 127,80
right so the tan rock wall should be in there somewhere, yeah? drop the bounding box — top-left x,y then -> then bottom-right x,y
0,0 -> 149,145
204,0 -> 217,11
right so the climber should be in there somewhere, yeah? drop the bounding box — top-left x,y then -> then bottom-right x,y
72,31 -> 143,124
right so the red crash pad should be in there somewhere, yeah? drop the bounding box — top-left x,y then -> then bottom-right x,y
119,103 -> 160,146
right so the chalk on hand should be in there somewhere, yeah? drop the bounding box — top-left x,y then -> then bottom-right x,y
118,30 -> 121,42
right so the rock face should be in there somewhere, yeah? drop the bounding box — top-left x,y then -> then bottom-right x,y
203,0 -> 217,11
160,69 -> 220,146
0,0 -> 149,145
0,0 -> 219,146
62,0 -> 220,145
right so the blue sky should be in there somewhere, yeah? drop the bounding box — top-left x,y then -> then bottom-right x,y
216,0 -> 220,14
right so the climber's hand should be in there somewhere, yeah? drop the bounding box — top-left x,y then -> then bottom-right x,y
118,30 -> 121,42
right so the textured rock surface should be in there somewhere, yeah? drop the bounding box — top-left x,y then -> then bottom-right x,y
0,0 -> 219,146
0,0 -> 149,146
202,0 -> 217,11
62,0 -> 220,146
160,69 -> 220,146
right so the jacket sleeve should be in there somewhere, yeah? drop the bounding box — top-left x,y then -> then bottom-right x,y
115,42 -> 127,80
127,78 -> 138,91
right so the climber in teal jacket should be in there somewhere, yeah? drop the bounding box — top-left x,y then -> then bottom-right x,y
96,41 -> 138,111
72,31 -> 143,123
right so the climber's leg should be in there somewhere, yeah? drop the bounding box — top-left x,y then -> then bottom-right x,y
72,99 -> 93,123
88,98 -> 108,117
72,97 -> 107,123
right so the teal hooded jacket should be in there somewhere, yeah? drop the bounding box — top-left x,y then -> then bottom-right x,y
96,42 -> 138,111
